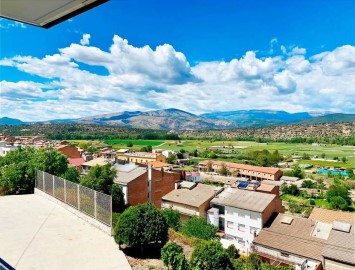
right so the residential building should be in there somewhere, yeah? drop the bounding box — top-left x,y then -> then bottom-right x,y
198,160 -> 283,181
146,161 -> 173,170
68,158 -> 85,171
82,158 -> 112,173
118,152 -> 166,164
309,207 -> 355,224
114,164 -> 178,208
322,221 -> 355,270
55,145 -> 81,158
252,213 -> 326,270
161,184 -> 224,222
208,187 -> 284,252
0,142 -> 17,157
186,172 -> 201,182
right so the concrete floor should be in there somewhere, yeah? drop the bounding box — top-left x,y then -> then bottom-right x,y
0,194 -> 131,270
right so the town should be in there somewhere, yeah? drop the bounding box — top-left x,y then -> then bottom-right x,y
0,132 -> 354,270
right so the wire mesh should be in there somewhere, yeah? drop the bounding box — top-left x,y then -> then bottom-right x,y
65,180 -> 78,209
36,170 -> 112,227
36,171 -> 44,190
53,176 -> 65,202
43,172 -> 53,195
79,185 -> 95,217
96,191 -> 112,226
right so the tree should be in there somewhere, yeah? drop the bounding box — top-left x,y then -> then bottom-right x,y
190,241 -> 233,270
208,151 -> 217,159
256,154 -> 269,167
301,180 -> 316,189
326,185 -> 351,204
126,141 -> 133,147
80,164 -> 116,194
62,166 -> 80,183
161,241 -> 189,270
112,184 -> 126,213
206,160 -> 213,172
166,153 -> 177,164
341,157 -> 347,163
114,203 -> 168,253
181,216 -> 218,240
36,147 -> 68,176
226,244 -> 239,259
329,196 -> 348,210
321,153 -> 326,159
217,163 -> 229,176
246,253 -> 262,270
291,166 -> 304,179
302,153 -> 310,160
163,207 -> 181,231
281,184 -> 300,196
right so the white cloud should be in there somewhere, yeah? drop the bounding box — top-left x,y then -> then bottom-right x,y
80,34 -> 91,46
1,35 -> 354,121
0,19 -> 26,29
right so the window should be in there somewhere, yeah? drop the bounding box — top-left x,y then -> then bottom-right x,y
227,221 -> 234,229
225,235 -> 235,241
250,227 -> 258,234
238,224 -> 245,232
250,212 -> 259,220
280,252 -> 290,258
237,237 -> 245,246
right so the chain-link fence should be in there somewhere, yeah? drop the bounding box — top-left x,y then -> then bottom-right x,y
36,170 -> 112,227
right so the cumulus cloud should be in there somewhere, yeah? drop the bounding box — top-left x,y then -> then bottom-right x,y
80,34 -> 91,45
0,34 -> 354,121
0,19 -> 26,29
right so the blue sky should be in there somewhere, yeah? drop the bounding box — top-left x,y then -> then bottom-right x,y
1,0 -> 355,121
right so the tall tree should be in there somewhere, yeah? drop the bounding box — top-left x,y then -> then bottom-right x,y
80,164 -> 116,194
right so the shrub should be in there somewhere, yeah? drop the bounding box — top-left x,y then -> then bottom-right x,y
111,184 -> 126,213
190,241 -> 234,270
226,244 -> 239,259
181,216 -> 218,240
309,199 -> 316,206
163,208 -> 181,231
161,241 -> 188,270
114,203 -> 168,252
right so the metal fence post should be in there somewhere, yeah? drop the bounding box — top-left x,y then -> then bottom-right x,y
64,179 -> 67,203
94,191 -> 97,219
110,196 -> 113,227
43,171 -> 45,192
52,175 -> 55,196
77,184 -> 80,210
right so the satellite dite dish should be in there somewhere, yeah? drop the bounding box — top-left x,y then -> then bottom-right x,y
0,0 -> 109,29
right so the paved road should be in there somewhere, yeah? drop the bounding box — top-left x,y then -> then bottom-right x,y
0,194 -> 131,270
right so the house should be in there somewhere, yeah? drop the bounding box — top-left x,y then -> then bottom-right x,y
82,158 -> 111,173
0,142 -> 17,157
198,160 -> 283,181
114,164 -> 178,208
146,161 -> 173,170
68,158 -> 85,171
118,152 -> 166,164
308,208 -> 355,269
252,213 -> 327,270
322,221 -> 355,270
55,145 -> 81,158
186,172 -> 201,182
208,187 -> 284,253
161,184 -> 224,222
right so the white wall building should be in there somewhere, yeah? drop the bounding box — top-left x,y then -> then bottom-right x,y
0,142 -> 17,157
208,187 -> 283,253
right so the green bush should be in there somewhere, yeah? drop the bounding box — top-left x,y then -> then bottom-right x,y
226,244 -> 239,259
163,208 -> 181,231
181,216 -> 218,240
161,241 -> 189,270
190,241 -> 233,270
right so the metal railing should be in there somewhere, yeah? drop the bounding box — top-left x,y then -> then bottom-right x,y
36,170 -> 112,227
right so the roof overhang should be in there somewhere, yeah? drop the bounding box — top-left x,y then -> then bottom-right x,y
0,0 -> 109,29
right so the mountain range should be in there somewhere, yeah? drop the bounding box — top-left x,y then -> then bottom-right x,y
1,109 -> 354,130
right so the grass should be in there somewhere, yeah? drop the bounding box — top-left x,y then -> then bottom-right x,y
104,139 -> 165,146
298,159 -> 354,169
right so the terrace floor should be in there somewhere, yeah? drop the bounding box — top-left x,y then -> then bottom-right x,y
0,194 -> 131,270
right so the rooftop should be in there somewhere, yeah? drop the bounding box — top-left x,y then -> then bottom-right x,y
114,165 -> 147,184
199,160 -> 281,174
280,176 -> 300,182
253,213 -> 327,261
124,152 -> 159,158
323,222 -> 355,265
146,161 -> 172,168
68,157 -> 85,167
0,194 -> 131,270
211,187 -> 276,213
82,158 -> 110,167
162,184 -> 223,208
309,207 -> 355,224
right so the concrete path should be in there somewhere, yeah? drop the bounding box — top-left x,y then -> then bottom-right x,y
0,194 -> 131,270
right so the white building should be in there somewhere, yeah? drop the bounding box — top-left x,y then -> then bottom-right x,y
207,187 -> 283,253
0,142 -> 17,157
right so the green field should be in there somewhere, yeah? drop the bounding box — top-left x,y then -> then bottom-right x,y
298,159 -> 353,169
104,139 -> 165,147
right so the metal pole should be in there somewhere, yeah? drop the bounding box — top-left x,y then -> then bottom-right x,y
43,171 -> 45,192
77,185 -> 80,210
64,180 -> 67,203
94,191 -> 97,220
52,175 -> 55,196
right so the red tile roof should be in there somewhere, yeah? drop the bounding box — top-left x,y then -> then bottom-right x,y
199,160 -> 281,175
68,158 -> 85,167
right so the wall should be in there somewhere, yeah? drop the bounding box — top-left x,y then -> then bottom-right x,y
324,258 -> 353,270
57,145 -> 81,158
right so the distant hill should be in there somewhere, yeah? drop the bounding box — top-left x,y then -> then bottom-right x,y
76,108 -> 237,130
0,117 -> 25,126
200,110 -> 313,127
294,113 -> 355,124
